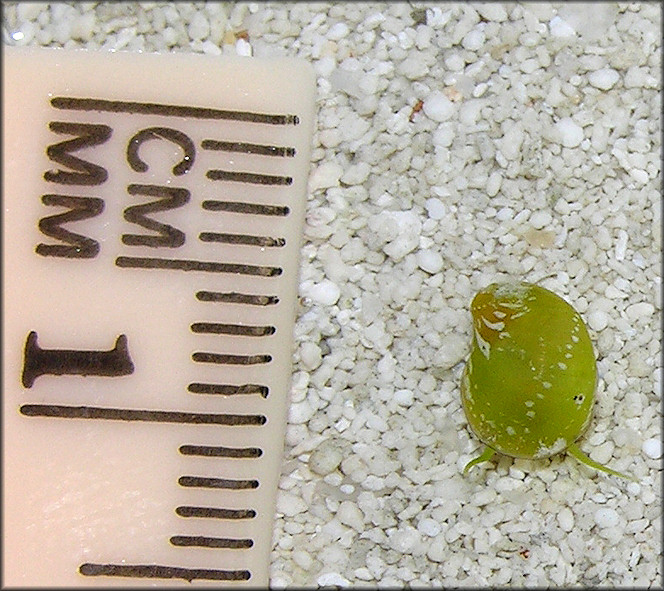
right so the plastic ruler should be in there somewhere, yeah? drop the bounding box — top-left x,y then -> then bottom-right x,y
3,46 -> 315,586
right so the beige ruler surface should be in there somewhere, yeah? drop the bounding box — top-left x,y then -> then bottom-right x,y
3,46 -> 315,586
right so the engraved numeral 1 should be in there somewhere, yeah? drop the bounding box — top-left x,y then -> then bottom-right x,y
21,331 -> 134,388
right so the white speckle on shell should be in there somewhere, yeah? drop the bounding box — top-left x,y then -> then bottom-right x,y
481,317 -> 505,331
493,283 -> 531,300
474,328 -> 491,360
534,437 -> 567,459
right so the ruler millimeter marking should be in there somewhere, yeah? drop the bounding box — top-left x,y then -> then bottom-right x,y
4,47 -> 315,587
201,200 -> 291,216
175,506 -> 257,519
195,290 -> 280,305
179,445 -> 263,458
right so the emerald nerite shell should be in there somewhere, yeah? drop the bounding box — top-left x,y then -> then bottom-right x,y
461,281 -> 633,480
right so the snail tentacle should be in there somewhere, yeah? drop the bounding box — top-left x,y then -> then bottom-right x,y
567,442 -> 637,481
463,446 -> 496,473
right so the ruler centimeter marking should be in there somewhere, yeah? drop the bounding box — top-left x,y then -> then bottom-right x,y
78,563 -> 251,582
50,95 -> 300,125
5,48 -> 315,587
115,256 -> 284,275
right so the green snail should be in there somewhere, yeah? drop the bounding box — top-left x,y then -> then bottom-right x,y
461,281 -> 634,480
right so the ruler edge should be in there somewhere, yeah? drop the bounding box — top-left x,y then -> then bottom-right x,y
1,45 -> 317,587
